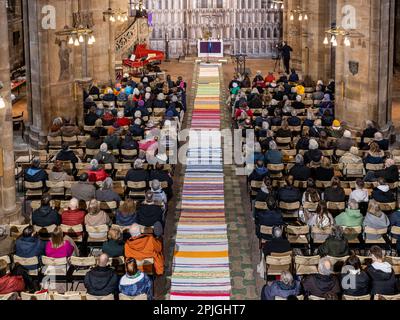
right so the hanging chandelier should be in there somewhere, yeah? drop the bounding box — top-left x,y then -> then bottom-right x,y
289,6 -> 308,21
103,7 -> 129,22
56,9 -> 96,46
271,0 -> 284,10
323,26 -> 352,47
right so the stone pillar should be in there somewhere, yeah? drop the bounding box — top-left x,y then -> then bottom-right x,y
395,0 -> 400,67
335,0 -> 395,129
0,0 -> 21,224
283,0 -> 302,71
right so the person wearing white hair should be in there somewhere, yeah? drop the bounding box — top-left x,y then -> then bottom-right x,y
289,154 -> 311,182
264,141 -> 283,165
95,177 -> 122,203
292,94 -> 305,110
336,130 -> 355,152
87,158 -> 109,182
339,146 -> 363,166
373,131 -> 390,151
151,179 -> 168,208
94,143 -> 116,165
133,88 -> 140,97
125,158 -> 149,185
302,257 -> 341,298
304,139 -> 322,164
154,92 -> 166,109
261,270 -> 301,300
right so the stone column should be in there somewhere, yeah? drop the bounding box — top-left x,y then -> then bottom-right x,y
335,0 -> 395,129
395,1 -> 400,67
283,0 -> 302,71
0,0 -> 21,224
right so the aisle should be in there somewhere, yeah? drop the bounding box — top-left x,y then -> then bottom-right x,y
170,64 -> 232,300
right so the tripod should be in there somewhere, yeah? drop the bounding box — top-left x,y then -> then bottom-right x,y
274,55 -> 283,73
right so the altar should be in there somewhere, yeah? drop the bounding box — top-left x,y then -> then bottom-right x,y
197,39 -> 224,58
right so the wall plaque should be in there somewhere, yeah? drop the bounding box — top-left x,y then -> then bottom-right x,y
349,61 -> 359,76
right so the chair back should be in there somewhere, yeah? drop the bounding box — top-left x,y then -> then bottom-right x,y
127,181 -> 147,189
327,202 -> 346,211
119,293 -> 148,300
13,255 -> 39,267
21,292 -> 50,300
279,202 -> 300,211
70,256 -> 96,267
53,292 -> 82,300
86,294 -> 115,301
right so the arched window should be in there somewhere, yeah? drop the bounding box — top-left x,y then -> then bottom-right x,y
236,28 -> 240,38
254,28 -> 259,39
217,0 -> 223,8
261,28 -> 266,38
267,28 -> 271,38
248,29 -> 252,39
241,29 -> 246,38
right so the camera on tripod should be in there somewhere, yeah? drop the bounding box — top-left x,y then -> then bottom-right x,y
273,42 -> 283,61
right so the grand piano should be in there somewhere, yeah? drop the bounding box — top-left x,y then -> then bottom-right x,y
123,44 -> 165,69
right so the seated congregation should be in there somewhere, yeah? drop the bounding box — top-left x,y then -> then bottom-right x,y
231,69 -> 400,300
0,73 -> 187,300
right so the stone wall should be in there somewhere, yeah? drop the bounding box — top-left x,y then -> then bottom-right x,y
7,0 -> 25,73
396,0 -> 400,68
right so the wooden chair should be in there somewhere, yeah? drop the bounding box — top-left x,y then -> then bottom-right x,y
9,224 -> 30,238
344,163 -> 365,179
267,164 -> 285,179
21,291 -> 50,300
275,295 -> 304,300
52,292 -> 83,300
265,254 -> 292,279
62,136 -> 78,148
279,201 -> 301,211
342,294 -> 371,301
119,293 -> 148,300
390,226 -> 400,245
136,257 -> 155,276
86,225 -> 109,243
376,202 -> 397,212
100,201 -> 118,211
308,295 -> 326,301
47,136 -> 62,149
0,255 -> 11,272
364,227 -> 389,245
366,163 -> 385,172
321,149 -> 334,157
46,181 -> 65,198
41,256 -> 69,291
259,225 -> 273,248
327,201 -> 346,211
25,181 -> 44,199
327,256 -> 350,269
293,180 -> 308,189
254,201 -> 268,210
114,163 -> 132,180
0,292 -> 18,300
85,149 -> 99,159
376,294 -> 400,301
342,226 -> 363,244
385,256 -> 400,275
86,294 -> 115,301
127,181 -> 147,199
70,256 -> 96,290
316,181 -> 332,189
286,225 -> 310,247
294,255 -> 320,276
249,180 -> 263,198
60,224 -> 84,242
311,226 -> 333,245
121,149 -> 138,163
12,255 -> 40,276
303,202 -> 319,211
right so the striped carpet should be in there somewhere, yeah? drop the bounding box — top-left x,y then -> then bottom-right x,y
170,64 -> 232,300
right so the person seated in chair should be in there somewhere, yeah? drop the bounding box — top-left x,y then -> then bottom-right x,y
87,159 -> 109,183
136,191 -> 164,230
61,198 -> 86,229
84,105 -> 100,126
60,117 -> 81,137
32,195 -> 62,227
287,110 -> 301,127
304,139 -> 322,165
302,257 -> 341,299
366,246 -> 397,296
263,226 -> 291,257
261,271 -> 301,300
249,160 -> 268,182
318,226 -> 349,258
341,255 -> 371,297
71,173 -> 96,201
56,143 -> 80,164
124,224 -> 164,276
278,176 -> 302,204
102,228 -> 125,258
94,143 -> 117,165
264,141 -> 283,165
289,154 -> 311,182
375,159 -> 399,184
15,226 -> 46,270
130,118 -> 145,138
335,130 -> 355,152
288,69 -> 299,83
119,257 -> 153,300
335,200 -> 364,228
86,131 -> 103,150
373,132 -> 390,151
255,197 -> 284,241
323,177 -> 346,203
0,259 -> 25,295
84,253 -> 119,297
96,178 -> 121,204
121,133 -> 139,162
125,159 -> 149,185
371,178 -> 395,203
363,200 -> 390,241
24,159 -> 48,184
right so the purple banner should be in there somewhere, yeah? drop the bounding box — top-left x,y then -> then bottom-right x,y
200,41 -> 222,54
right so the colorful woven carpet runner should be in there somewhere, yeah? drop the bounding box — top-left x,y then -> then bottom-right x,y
170,64 -> 231,300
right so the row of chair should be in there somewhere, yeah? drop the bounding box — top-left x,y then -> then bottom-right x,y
0,291 -> 147,301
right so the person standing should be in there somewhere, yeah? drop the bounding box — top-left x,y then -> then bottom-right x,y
281,42 -> 293,74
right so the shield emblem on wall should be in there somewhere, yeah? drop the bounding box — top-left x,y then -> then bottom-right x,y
349,61 -> 359,76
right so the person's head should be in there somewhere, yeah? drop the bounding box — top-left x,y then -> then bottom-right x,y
22,225 -> 34,238
134,159 -> 143,170
61,143 -> 70,151
309,139 -> 319,150
385,158 -> 395,169
355,178 -> 365,190
88,199 -> 100,215
145,190 -> 154,203
349,146 -> 359,157
331,176 -> 341,188
41,194 -> 52,207
378,177 -> 387,186
98,253 -> 109,267
348,199 -> 359,210
129,224 -> 141,238
269,140 -> 277,150
119,198 -> 136,216
321,157 -> 331,169
374,132 -> 384,142
332,120 -> 341,129
95,118 -> 103,128
79,199 -> 87,211
345,255 -> 362,271
281,119 -> 289,130
280,271 -> 294,286
318,257 -> 333,276
69,198 -> 79,210
285,175 -> 294,187
254,142 -> 262,153
317,201 -> 328,217
125,257 -> 139,276
296,95 -> 302,102
343,130 -> 352,139
368,200 -> 382,217
79,173 -> 89,182
100,143 -> 108,153
103,177 -> 113,190
108,227 -> 121,242
370,245 -> 384,262
90,159 -> 99,171
50,226 -> 64,248
331,225 -> 344,240
151,179 -> 161,191
295,154 -> 304,165
31,158 -> 41,169
272,226 -> 283,239
366,120 -> 374,128
369,142 -> 381,154
266,196 -> 277,210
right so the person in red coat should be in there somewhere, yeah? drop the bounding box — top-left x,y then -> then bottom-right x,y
87,159 -> 109,182
61,198 -> 86,227
115,111 -> 131,127
0,260 -> 25,295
